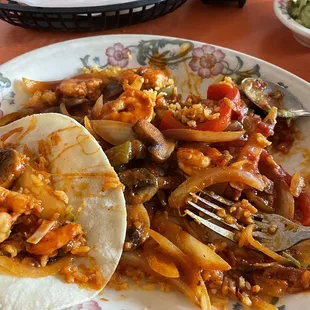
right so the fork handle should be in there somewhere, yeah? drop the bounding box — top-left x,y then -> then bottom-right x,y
294,110 -> 310,117
296,226 -> 310,243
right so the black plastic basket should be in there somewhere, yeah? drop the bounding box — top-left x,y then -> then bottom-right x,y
0,0 -> 187,32
201,0 -> 246,8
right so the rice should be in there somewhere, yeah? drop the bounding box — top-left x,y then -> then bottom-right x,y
241,293 -> 252,307
141,283 -> 155,291
239,276 -> 246,289
268,224 -> 278,234
251,285 -> 261,293
216,208 -> 226,218
187,120 -> 197,128
159,282 -> 171,292
167,96 -> 220,128
245,281 -> 252,290
30,174 -> 44,187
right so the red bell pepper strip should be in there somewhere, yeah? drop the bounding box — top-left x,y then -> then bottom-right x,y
207,82 -> 248,119
196,99 -> 232,132
207,83 -> 240,105
297,192 -> 310,226
159,82 -> 242,132
159,99 -> 232,132
158,111 -> 187,131
259,150 -> 310,225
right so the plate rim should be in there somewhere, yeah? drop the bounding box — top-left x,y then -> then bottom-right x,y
0,33 -> 309,87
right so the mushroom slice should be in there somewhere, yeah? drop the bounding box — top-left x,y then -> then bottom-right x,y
133,119 -> 175,163
0,149 -> 29,189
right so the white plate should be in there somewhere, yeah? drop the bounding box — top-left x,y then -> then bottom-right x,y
0,34 -> 310,310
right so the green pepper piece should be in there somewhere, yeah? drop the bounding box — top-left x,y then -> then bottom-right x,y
158,86 -> 174,97
66,212 -> 76,222
105,141 -> 133,168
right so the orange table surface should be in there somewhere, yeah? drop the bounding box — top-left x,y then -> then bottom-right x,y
0,0 -> 309,82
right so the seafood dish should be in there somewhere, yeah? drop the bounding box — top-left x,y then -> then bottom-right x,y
1,66 -> 309,310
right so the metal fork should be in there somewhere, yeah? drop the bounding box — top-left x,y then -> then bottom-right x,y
185,190 -> 310,252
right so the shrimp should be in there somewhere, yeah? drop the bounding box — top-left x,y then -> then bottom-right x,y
177,148 -> 211,176
56,78 -> 103,103
120,68 -> 173,90
99,89 -> 154,124
0,186 -> 42,215
136,67 -> 172,89
0,212 -> 12,243
0,186 -> 42,243
26,223 -> 83,256
23,90 -> 57,111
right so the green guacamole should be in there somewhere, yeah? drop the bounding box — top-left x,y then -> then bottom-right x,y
288,0 -> 310,29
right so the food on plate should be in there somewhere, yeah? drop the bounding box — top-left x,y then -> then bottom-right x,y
0,66 -> 309,310
288,0 -> 310,29
0,113 -> 126,310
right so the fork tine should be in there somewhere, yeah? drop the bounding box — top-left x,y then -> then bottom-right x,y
201,190 -> 234,206
253,221 -> 271,230
187,200 -> 240,230
190,193 -> 222,211
252,215 -> 273,230
252,231 -> 270,239
185,209 -> 236,242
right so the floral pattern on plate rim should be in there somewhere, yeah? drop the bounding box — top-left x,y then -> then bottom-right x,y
0,73 -> 15,117
67,297 -> 286,310
67,300 -> 102,310
80,38 -> 261,84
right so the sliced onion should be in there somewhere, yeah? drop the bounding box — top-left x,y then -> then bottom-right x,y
169,166 -> 265,209
0,109 -> 35,127
290,172 -> 305,198
0,256 -> 71,278
91,120 -> 138,146
0,127 -> 23,142
240,224 -> 290,265
152,217 -> 231,271
161,129 -> 245,143
59,102 -> 83,122
146,228 -> 187,266
195,274 -> 211,310
251,297 -> 277,310
122,236 -> 210,309
145,251 -> 180,278
120,251 -> 198,305
22,78 -> 61,94
27,220 -> 56,244
275,180 -> 295,220
92,95 -> 104,119
84,116 -> 112,150
84,116 -> 102,141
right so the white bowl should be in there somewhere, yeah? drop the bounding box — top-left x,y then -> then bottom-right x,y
274,0 -> 310,47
